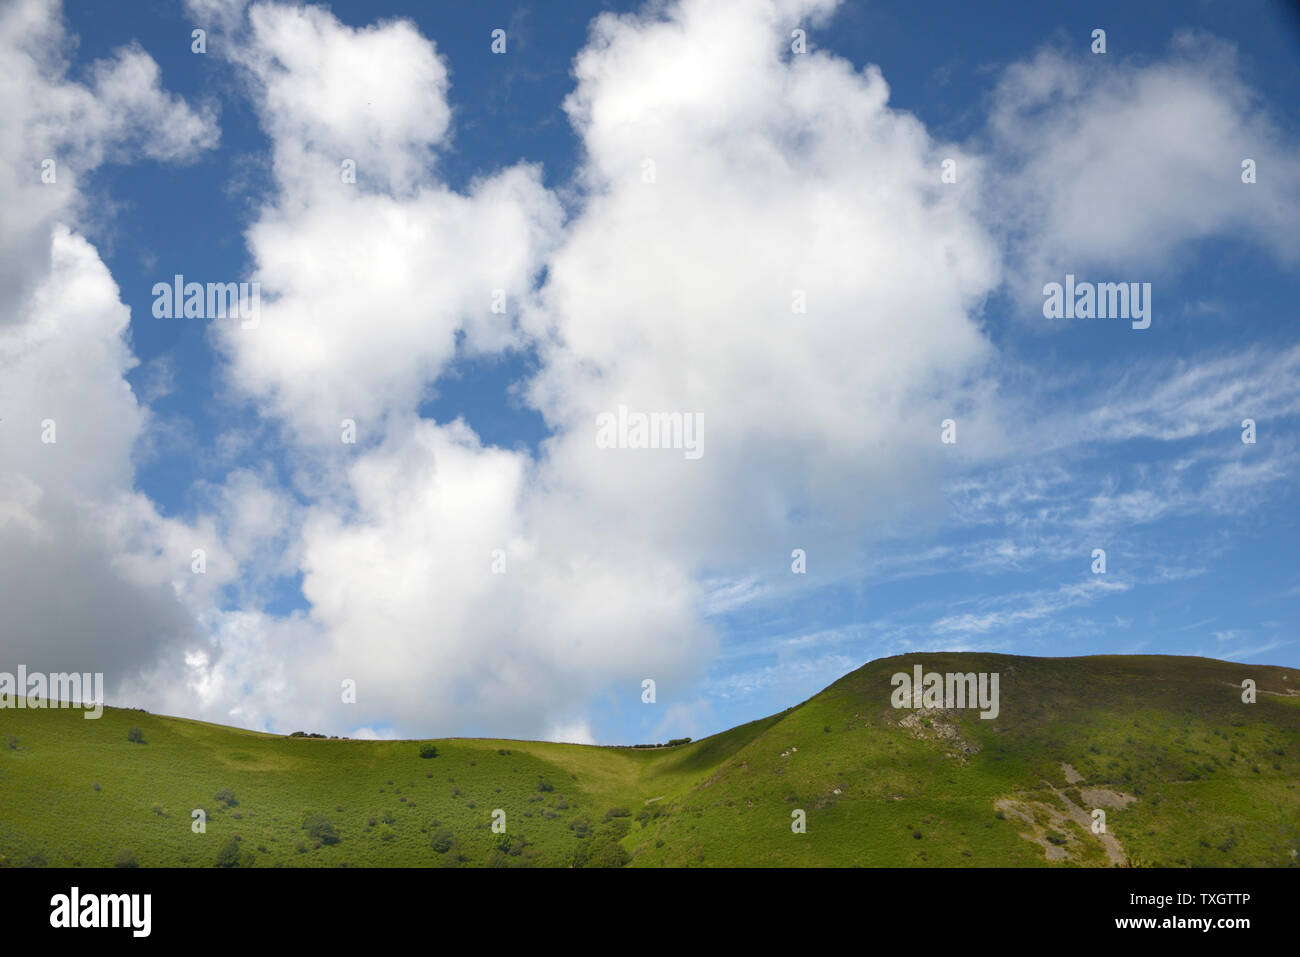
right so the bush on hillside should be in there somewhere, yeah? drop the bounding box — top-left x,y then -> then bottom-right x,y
430,828 -> 456,854
214,788 -> 238,809
214,835 -> 242,868
302,813 -> 340,845
419,744 -> 439,759
126,726 -> 145,744
572,834 -> 630,868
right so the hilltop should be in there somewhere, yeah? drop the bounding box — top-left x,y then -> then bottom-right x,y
1,653 -> 1297,867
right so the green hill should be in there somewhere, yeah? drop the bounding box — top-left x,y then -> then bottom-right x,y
1,653 -> 1297,867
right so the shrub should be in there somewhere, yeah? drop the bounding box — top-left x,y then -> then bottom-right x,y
419,744 -> 439,759
302,813 -> 340,845
5,734 -> 17,750
126,726 -> 145,744
603,806 -> 630,821
296,841 -> 308,854
573,837 -> 630,868
214,788 -> 238,809
430,828 -> 455,854
500,835 -> 528,857
114,848 -> 138,868
92,782 -> 101,792
537,779 -> 554,793
214,836 -> 242,868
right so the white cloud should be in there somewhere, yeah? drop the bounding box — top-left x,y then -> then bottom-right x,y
546,718 -> 597,746
208,1 -> 562,442
157,0 -> 1014,736
525,0 -> 1003,574
0,0 -> 218,318
986,32 -> 1300,310
931,577 -> 1131,638
0,0 -> 221,684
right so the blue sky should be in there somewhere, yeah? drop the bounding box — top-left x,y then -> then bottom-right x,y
3,0 -> 1298,744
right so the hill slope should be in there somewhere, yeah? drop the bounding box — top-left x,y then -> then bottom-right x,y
1,653 -> 1297,867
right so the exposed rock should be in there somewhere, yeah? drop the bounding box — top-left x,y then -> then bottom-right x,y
898,709 -> 980,764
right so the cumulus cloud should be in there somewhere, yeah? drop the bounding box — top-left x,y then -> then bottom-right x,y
189,0 -> 1011,737
985,32 -> 1300,309
0,0 -> 218,315
0,0 -> 220,685
525,0 -> 1003,574
165,0 -> 1008,737
159,1 -> 712,737
206,1 -> 562,442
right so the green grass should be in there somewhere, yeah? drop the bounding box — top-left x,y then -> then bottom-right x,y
1,653 -> 1297,867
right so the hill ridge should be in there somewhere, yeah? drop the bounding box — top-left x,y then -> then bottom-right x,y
2,652 -> 1296,867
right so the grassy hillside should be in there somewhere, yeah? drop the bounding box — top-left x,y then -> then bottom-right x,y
1,653 -> 1297,867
